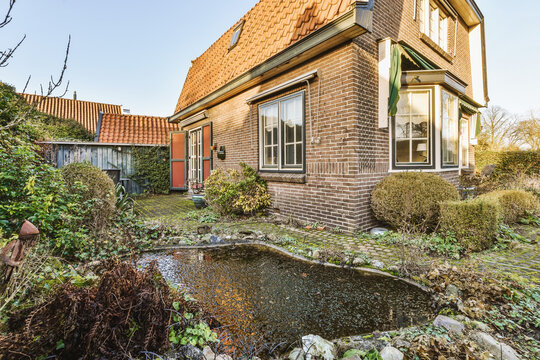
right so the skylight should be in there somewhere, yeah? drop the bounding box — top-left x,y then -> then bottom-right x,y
229,21 -> 244,49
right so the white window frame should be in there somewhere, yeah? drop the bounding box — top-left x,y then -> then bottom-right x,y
188,127 -> 203,183
391,88 -> 434,169
258,91 -> 305,172
460,117 -> 470,168
441,90 -> 460,167
420,0 -> 449,51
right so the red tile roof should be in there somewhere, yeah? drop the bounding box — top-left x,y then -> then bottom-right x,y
176,0 -> 353,112
97,113 -> 179,145
20,93 -> 122,133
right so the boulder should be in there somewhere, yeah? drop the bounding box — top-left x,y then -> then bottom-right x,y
470,331 -> 520,360
445,284 -> 461,298
380,346 -> 404,360
302,335 -> 336,360
392,338 -> 411,350
176,344 -> 203,360
433,315 -> 465,335
202,346 -> 215,360
289,348 -> 305,360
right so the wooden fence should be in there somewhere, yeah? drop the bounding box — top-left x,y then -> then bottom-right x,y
40,141 -> 166,194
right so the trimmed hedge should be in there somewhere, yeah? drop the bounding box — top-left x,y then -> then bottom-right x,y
371,172 -> 459,232
440,198 -> 500,251
130,146 -> 170,194
479,190 -> 539,224
475,150 -> 540,176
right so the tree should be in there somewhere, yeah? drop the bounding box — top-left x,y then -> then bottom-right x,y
479,105 -> 515,150
511,112 -> 540,150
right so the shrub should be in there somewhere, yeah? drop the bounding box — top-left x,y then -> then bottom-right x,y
479,190 -> 539,224
439,198 -> 500,251
204,162 -> 270,215
61,162 -> 116,233
130,146 -> 170,194
371,172 -> 459,232
475,150 -> 540,177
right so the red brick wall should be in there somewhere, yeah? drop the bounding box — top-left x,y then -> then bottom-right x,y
181,0 -> 472,232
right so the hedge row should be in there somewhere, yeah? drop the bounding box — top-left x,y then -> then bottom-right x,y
475,150 -> 540,176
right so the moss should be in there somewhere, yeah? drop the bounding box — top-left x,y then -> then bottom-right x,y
371,172 -> 459,232
479,190 -> 539,224
439,198 -> 500,251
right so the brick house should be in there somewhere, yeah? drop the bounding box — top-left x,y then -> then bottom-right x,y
168,0 -> 488,232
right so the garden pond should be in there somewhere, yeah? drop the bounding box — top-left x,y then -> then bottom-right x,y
139,244 -> 434,346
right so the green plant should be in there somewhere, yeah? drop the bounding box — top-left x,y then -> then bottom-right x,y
130,146 -> 170,194
475,150 -> 540,177
521,212 -> 540,226
115,182 -> 134,213
342,348 -> 382,360
371,172 -> 459,232
204,162 -> 271,215
439,198 -> 501,251
480,189 -> 539,224
186,208 -> 219,223
168,302 -> 218,348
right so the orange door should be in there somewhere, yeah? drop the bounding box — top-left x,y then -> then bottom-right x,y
170,131 -> 187,190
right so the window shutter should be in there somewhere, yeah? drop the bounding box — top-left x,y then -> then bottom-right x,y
170,131 -> 188,190
201,123 -> 213,181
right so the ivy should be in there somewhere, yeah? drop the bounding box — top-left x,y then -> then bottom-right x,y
130,146 -> 170,194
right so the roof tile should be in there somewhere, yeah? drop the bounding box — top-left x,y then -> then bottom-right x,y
98,113 -> 179,145
19,93 -> 122,133
176,0 -> 353,112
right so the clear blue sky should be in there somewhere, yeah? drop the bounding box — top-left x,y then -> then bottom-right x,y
0,0 -> 538,117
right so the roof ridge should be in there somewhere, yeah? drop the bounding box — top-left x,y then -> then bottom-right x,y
19,93 -> 122,107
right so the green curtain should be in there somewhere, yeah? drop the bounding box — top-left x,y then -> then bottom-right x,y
399,43 -> 438,70
388,45 -> 402,117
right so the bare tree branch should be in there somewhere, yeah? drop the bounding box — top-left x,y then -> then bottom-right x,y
21,74 -> 30,93
0,0 -> 15,29
0,34 -> 25,67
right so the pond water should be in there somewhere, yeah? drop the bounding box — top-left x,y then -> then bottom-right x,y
140,244 -> 434,347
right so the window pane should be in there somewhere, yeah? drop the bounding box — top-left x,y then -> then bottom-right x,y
296,143 -> 302,165
461,119 -> 469,167
395,116 -> 409,138
396,140 -> 410,163
396,93 -> 410,114
412,140 -> 429,163
411,116 -> 428,138
296,123 -> 302,142
411,92 -> 428,114
285,144 -> 294,165
285,122 -> 294,143
442,91 -> 459,166
260,103 -> 278,167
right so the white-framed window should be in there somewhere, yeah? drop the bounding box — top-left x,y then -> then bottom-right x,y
393,89 -> 432,167
420,0 -> 448,51
442,90 -> 459,167
189,127 -> 203,183
259,91 -> 304,171
460,118 -> 470,168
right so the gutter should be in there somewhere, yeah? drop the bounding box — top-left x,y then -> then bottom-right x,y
169,0 -> 374,123
245,70 -> 318,104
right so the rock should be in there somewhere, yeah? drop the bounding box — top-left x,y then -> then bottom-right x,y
370,260 -> 385,270
197,225 -> 211,235
302,334 -> 336,360
202,346 -> 215,360
445,284 -> 461,298
200,234 -> 212,243
470,331 -> 520,360
433,315 -> 465,335
380,346 -> 404,360
352,257 -> 367,266
312,250 -> 322,259
454,315 -> 471,323
210,235 -> 224,244
216,355 -> 232,360
176,344 -> 204,360
470,321 -> 492,332
392,338 -> 411,350
370,227 -> 389,236
334,336 -> 389,354
288,348 -> 305,360
387,265 -> 399,273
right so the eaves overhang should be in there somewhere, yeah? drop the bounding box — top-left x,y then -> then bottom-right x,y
402,69 -> 468,95
169,0 -> 374,123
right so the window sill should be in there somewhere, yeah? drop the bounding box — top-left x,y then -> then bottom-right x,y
258,172 -> 306,184
419,33 -> 453,63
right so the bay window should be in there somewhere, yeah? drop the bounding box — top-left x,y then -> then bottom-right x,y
259,92 -> 304,171
393,89 -> 432,167
442,90 -> 459,167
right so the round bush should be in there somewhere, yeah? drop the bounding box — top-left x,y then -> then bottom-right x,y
371,172 -> 460,232
479,190 -> 539,224
61,162 -> 116,226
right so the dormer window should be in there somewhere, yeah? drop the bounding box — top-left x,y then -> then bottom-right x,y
419,0 -> 448,51
229,21 -> 244,49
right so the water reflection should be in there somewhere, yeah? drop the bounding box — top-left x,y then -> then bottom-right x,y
141,245 -> 434,346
